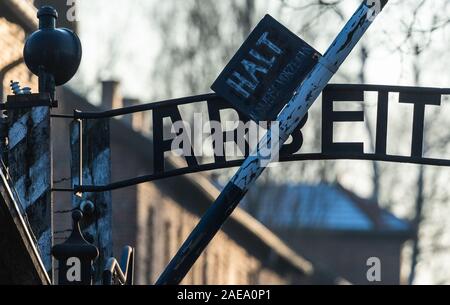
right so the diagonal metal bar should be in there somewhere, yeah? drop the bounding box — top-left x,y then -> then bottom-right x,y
156,0 -> 390,285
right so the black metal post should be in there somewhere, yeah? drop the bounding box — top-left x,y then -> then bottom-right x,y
51,210 -> 99,285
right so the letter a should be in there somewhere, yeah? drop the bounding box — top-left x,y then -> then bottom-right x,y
366,257 -> 381,282
226,72 -> 256,98
66,257 -> 81,282
241,59 -> 269,84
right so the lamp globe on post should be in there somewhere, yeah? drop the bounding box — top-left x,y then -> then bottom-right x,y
23,6 -> 82,99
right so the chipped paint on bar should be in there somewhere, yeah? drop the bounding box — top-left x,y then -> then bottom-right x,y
232,2 -> 374,190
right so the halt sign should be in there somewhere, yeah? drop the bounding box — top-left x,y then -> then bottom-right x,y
211,14 -> 320,122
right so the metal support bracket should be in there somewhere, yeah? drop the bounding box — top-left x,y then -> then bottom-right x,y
2,93 -> 58,110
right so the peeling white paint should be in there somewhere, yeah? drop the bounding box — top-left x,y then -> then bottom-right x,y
8,113 -> 29,149
31,106 -> 49,127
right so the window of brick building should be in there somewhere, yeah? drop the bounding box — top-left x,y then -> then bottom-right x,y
214,252 -> 221,284
248,268 -> 260,285
146,207 -> 154,283
177,216 -> 183,249
202,250 -> 208,284
164,220 -> 172,265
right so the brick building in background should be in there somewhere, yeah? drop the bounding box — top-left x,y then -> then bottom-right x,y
0,1 -> 37,101
1,0 -> 346,285
243,183 -> 414,284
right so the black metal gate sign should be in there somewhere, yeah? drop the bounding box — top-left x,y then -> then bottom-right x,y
69,83 -> 450,193
211,14 -> 319,122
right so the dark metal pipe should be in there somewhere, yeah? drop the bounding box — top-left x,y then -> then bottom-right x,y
71,153 -> 450,193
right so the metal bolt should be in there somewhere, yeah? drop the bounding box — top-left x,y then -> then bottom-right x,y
10,81 -> 22,95
10,81 -> 32,95
21,87 -> 32,94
